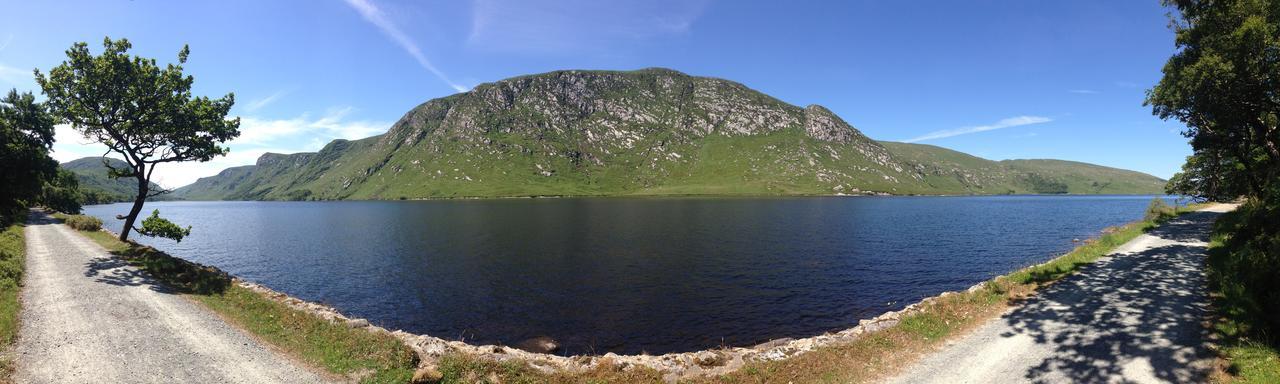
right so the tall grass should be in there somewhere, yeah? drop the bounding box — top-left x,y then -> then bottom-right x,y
0,221 -> 24,382
62,214 -> 102,231
1206,201 -> 1280,383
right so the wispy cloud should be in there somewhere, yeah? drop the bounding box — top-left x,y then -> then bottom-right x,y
344,0 -> 468,92
0,35 -> 30,85
902,116 -> 1052,143
1068,89 -> 1099,94
235,107 -> 389,146
244,89 -> 289,112
468,0 -> 709,54
0,64 -> 28,85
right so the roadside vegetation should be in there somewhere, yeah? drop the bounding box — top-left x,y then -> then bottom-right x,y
1205,202 -> 1280,383
425,200 -> 1203,383
55,224 -> 419,383
1145,0 -> 1280,381
61,214 -> 101,231
0,220 -> 24,383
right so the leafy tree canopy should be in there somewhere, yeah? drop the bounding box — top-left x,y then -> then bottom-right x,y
36,37 -> 239,240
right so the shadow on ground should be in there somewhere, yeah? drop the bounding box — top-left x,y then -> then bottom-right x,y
84,256 -> 176,294
1000,211 -> 1220,383
29,210 -> 218,295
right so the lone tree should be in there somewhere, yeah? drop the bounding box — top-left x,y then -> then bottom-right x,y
37,37 -> 240,241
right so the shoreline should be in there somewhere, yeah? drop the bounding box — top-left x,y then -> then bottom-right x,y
76,203 -> 1208,382
102,192 -> 1176,206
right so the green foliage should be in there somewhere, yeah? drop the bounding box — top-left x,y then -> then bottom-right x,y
36,37 -> 239,240
1166,150 -> 1250,202
40,168 -> 83,214
1020,172 -> 1069,194
63,214 -> 102,231
1,222 -> 24,367
1149,3 -> 1280,379
1143,198 -> 1176,221
136,210 -> 190,243
0,89 -> 58,216
1148,0 -> 1280,199
1206,201 -> 1280,382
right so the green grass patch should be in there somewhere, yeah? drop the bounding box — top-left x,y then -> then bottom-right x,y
0,221 -> 24,383
71,229 -> 418,383
1204,202 -> 1280,383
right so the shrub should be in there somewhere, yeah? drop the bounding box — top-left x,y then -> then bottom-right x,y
1143,198 -> 1175,222
63,214 -> 102,231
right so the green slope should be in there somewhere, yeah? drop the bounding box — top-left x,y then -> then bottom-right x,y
878,142 -> 1167,194
174,68 -> 1166,200
61,157 -> 170,203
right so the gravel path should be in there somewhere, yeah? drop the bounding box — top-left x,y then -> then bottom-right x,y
13,210 -> 336,384
885,204 -> 1234,384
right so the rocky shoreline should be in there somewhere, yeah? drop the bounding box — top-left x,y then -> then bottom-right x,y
96,223 -> 996,382
236,278 -> 989,382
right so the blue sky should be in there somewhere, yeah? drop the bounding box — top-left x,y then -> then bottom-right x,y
0,0 -> 1190,187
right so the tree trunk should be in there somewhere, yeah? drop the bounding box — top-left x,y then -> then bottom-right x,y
118,164 -> 149,242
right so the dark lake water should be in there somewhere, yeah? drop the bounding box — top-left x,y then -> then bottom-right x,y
84,195 -> 1175,355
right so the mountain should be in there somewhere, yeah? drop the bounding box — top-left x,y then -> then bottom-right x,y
61,157 -> 169,203
174,68 -> 1165,200
878,142 -> 1168,194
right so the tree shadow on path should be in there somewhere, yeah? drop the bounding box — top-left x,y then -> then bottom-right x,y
83,256 -> 177,294
1001,211 -> 1220,383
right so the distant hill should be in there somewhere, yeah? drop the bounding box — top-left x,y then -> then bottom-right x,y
173,68 -> 1165,200
61,157 -> 170,204
877,142 -> 1167,194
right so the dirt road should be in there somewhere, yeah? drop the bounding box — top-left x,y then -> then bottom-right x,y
885,204 -> 1233,384
13,211 -> 335,384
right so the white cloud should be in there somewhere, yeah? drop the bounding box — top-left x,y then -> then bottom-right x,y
468,0 -> 708,54
0,34 -> 12,52
0,64 -> 30,85
1068,89 -> 1099,94
244,89 -> 289,112
51,108 -> 392,189
344,0 -> 468,92
902,116 -> 1052,143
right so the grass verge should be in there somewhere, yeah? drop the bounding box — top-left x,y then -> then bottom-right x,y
0,221 -> 24,383
68,227 -> 418,384
1204,203 -> 1280,383
426,202 -> 1207,383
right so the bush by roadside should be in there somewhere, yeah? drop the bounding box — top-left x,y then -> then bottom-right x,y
0,219 -> 25,383
1206,200 -> 1280,383
62,214 -> 101,232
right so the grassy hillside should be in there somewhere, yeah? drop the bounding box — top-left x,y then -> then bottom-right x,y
175,68 -> 1166,200
879,142 -> 1167,195
61,157 -> 170,203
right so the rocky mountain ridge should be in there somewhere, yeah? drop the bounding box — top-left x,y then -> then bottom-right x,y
175,68 -> 1165,200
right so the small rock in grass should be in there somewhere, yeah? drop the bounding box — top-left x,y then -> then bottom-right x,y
516,336 -> 559,354
410,365 -> 443,383
345,318 -> 370,328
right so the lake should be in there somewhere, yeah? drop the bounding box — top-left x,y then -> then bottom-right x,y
83,195 -> 1175,355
